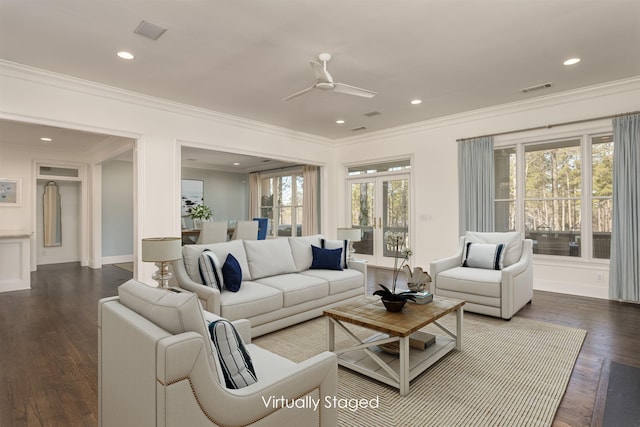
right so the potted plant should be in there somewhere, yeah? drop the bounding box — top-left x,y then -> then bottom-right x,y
373,232 -> 416,312
188,204 -> 213,229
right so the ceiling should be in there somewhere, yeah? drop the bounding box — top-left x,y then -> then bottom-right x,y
1,1 -> 638,142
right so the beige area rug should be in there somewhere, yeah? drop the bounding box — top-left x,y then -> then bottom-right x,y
253,312 -> 586,427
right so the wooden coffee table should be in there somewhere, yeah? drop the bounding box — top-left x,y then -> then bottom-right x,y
324,296 -> 465,396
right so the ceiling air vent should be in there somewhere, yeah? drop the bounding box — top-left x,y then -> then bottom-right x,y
134,20 -> 167,40
351,126 -> 367,132
364,111 -> 381,117
521,82 -> 552,94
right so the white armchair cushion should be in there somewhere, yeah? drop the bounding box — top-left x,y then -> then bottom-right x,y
208,319 -> 257,389
465,231 -> 522,267
462,242 -> 507,270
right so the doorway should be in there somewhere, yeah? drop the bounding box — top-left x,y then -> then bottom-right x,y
347,168 -> 410,268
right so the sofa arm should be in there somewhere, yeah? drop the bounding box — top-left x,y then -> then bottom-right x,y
429,237 -> 465,293
157,333 -> 337,427
500,239 -> 534,319
347,259 -> 368,290
172,259 -> 221,314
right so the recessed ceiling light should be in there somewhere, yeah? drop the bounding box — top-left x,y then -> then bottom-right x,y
411,99 -> 422,105
336,119 -> 345,124
563,58 -> 580,66
117,51 -> 134,60
40,137 -> 52,142
233,162 -> 240,166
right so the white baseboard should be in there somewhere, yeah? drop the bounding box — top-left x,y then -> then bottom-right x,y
102,254 -> 134,265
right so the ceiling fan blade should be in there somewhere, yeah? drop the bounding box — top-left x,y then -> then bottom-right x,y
333,82 -> 377,98
310,61 -> 332,83
282,86 -> 315,101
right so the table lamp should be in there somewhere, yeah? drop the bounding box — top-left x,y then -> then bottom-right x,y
141,237 -> 182,288
336,228 -> 362,261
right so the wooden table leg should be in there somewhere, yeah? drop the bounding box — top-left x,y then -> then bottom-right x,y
399,336 -> 410,396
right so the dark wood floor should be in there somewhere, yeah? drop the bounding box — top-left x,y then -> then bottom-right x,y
0,263 -> 638,427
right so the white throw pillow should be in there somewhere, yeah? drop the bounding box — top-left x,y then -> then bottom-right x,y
462,242 -> 507,270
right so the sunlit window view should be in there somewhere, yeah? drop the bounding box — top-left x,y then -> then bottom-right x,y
494,134 -> 613,259
259,172 -> 304,237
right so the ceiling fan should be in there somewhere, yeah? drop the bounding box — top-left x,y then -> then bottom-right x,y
283,53 -> 377,101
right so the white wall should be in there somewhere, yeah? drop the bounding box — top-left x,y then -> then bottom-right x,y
334,77 -> 640,299
1,60 -> 638,296
0,61 -> 333,283
181,167 -> 249,224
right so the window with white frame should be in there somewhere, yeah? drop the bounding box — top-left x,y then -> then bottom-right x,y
259,171 -> 304,237
494,133 -> 613,260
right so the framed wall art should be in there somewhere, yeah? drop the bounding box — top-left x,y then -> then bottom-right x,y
0,178 -> 21,206
181,179 -> 204,216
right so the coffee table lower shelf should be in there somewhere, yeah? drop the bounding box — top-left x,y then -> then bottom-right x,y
337,332 -> 456,387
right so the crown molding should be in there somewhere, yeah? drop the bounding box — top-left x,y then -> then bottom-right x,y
336,75 -> 640,145
0,60 -> 331,147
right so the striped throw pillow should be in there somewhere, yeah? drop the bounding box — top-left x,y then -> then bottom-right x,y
462,242 -> 507,270
198,249 -> 224,290
208,320 -> 257,389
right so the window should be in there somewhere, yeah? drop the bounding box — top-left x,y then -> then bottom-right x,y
591,135 -> 614,259
259,171 -> 303,237
494,133 -> 613,260
494,147 -> 516,231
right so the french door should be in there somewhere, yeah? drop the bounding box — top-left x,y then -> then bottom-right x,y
348,173 -> 410,268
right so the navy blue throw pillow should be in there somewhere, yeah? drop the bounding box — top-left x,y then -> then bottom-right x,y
310,245 -> 343,271
222,253 -> 242,292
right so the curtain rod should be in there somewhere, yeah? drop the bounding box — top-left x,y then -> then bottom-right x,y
457,110 -> 640,142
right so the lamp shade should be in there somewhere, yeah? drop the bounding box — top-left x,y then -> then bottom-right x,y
141,237 -> 182,262
336,228 -> 361,242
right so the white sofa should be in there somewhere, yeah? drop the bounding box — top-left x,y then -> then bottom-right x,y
98,279 -> 337,427
430,231 -> 533,320
173,235 -> 367,337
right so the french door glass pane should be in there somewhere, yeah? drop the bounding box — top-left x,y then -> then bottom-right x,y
350,182 -> 374,256
295,206 -> 303,236
592,199 -> 612,259
383,179 -> 409,258
280,176 -> 292,205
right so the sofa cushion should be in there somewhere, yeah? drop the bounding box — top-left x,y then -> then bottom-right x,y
222,253 -> 243,292
465,231 -> 522,267
310,245 -> 343,271
208,320 -> 257,389
321,238 -> 349,269
436,266 -> 502,298
255,273 -> 329,307
243,239 -> 297,280
288,235 -> 322,272
301,269 -> 363,295
463,242 -> 507,270
182,240 -> 251,283
219,281 -> 283,321
198,249 -> 224,290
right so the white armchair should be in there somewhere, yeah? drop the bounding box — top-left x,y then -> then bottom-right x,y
98,279 -> 337,427
430,231 -> 533,320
